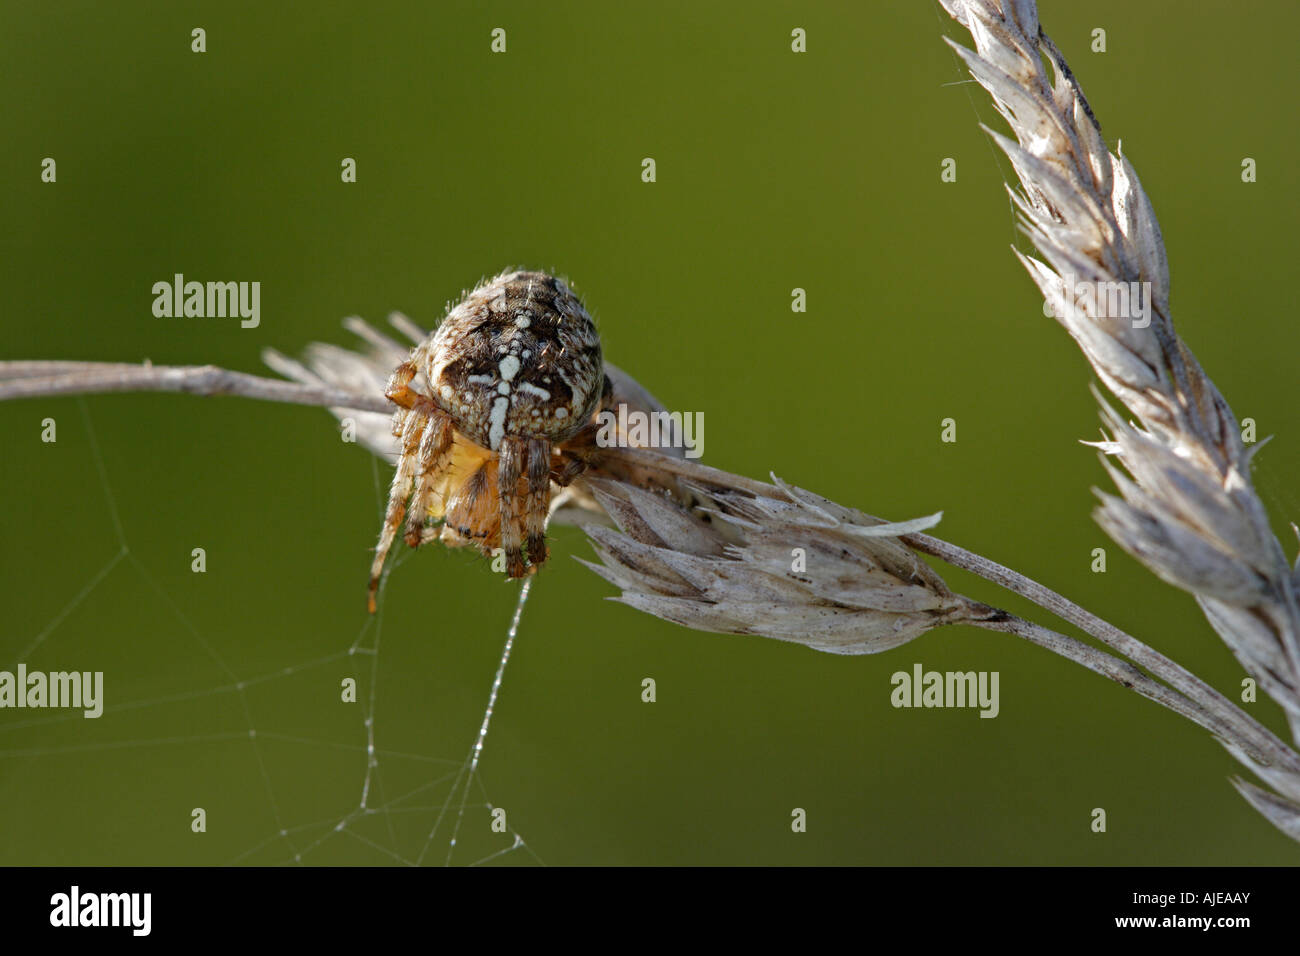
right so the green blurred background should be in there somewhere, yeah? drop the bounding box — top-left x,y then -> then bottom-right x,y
2,1 -> 1297,865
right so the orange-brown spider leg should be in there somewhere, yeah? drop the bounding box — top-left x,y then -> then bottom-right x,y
445,463 -> 492,545
383,350 -> 435,410
367,344 -> 449,610
404,411 -> 454,549
368,410 -> 425,612
497,437 -> 527,578
523,437 -> 551,565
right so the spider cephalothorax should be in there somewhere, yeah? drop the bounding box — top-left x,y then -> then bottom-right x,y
367,269 -> 611,610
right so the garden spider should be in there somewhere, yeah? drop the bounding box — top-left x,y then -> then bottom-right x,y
367,269 -> 611,611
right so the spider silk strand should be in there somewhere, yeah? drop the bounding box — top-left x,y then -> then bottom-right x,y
444,576 -> 531,864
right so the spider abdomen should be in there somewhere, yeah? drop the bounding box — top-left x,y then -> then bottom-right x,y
426,270 -> 603,451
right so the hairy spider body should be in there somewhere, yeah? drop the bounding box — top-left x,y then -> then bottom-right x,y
368,269 -> 610,611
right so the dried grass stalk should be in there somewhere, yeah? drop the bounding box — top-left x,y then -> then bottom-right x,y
579,476 -> 970,655
939,0 -> 1300,830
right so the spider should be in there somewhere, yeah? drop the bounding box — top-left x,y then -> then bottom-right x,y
367,269 -> 612,611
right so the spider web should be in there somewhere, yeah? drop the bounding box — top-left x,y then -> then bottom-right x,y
0,399 -> 541,867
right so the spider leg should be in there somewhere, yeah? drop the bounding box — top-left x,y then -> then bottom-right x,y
404,411 -> 454,548
368,409 -> 426,612
497,436 -> 527,578
551,448 -> 591,487
551,387 -> 608,485
389,407 -> 407,438
384,336 -> 438,410
523,437 -> 551,565
384,360 -> 421,408
444,463 -> 494,546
